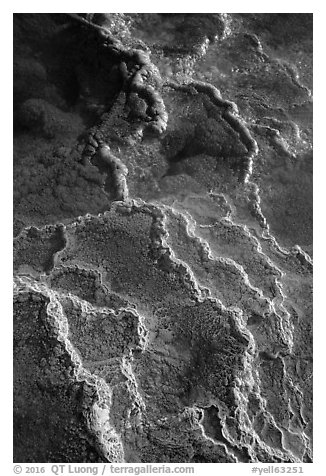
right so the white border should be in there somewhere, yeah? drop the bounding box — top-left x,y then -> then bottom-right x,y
3,3 -> 323,474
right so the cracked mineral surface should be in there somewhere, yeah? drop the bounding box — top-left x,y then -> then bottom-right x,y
13,13 -> 313,463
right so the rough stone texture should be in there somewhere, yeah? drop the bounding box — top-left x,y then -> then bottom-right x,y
13,13 -> 312,463
13,290 -> 107,462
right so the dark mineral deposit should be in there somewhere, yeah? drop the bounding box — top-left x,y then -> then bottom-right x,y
13,13 -> 313,463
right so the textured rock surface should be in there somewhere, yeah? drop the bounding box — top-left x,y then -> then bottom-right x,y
13,13 -> 312,463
